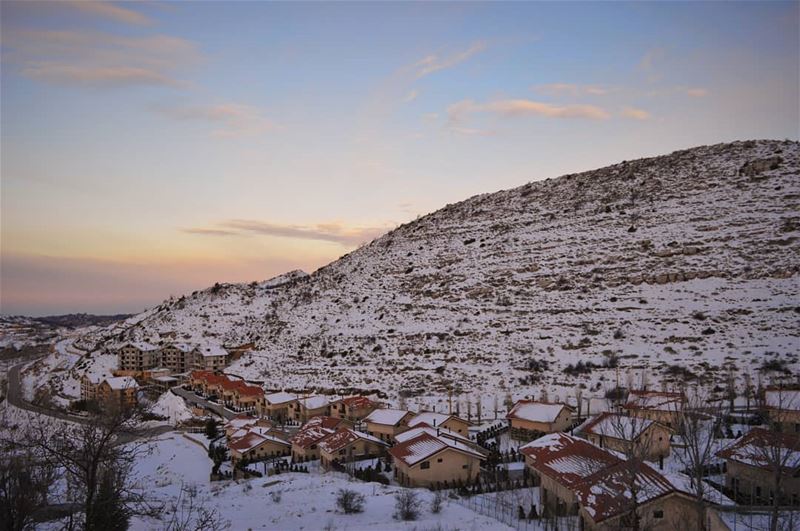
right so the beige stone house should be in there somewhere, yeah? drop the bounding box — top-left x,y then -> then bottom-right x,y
623,390 -> 684,431
259,391 -> 298,422
290,416 -> 348,461
363,408 -> 415,443
764,388 -> 800,434
97,376 -> 139,409
577,412 -> 672,461
506,400 -> 574,441
318,428 -> 388,469
522,432 -> 731,529
229,431 -> 291,465
389,431 -> 485,488
716,428 -> 800,506
330,396 -> 379,422
408,412 -> 470,436
288,395 -> 331,423
232,385 -> 264,413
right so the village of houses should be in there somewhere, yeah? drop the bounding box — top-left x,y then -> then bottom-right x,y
76,340 -> 800,531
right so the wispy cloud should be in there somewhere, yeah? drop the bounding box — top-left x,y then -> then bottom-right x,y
403,89 -> 420,103
621,106 -> 651,120
184,220 -> 391,246
645,85 -> 710,98
536,83 -> 612,97
63,1 -> 152,26
447,98 -> 611,126
153,103 -> 276,137
413,41 -> 486,79
2,29 -> 200,88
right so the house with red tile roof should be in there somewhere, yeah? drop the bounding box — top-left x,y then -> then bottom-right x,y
290,416 -> 352,462
330,395 -> 380,422
232,384 -> 264,413
228,429 -> 291,465
506,400 -> 574,441
623,390 -> 684,431
258,391 -> 298,422
521,432 -> 731,529
408,412 -> 471,436
577,412 -> 673,461
716,428 -> 800,506
363,408 -> 415,443
389,430 -> 485,488
318,428 -> 388,469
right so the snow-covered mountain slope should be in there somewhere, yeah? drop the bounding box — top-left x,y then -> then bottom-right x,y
54,140 -> 800,410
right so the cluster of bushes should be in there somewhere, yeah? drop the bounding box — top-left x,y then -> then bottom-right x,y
352,464 -> 389,484
475,423 -> 507,448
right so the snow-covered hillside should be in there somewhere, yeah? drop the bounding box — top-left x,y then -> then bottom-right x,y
47,140 -> 800,411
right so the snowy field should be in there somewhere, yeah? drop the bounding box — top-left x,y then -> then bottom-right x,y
131,432 -> 512,530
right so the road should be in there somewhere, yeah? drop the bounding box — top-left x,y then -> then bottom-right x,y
6,359 -> 172,440
171,385 -> 238,420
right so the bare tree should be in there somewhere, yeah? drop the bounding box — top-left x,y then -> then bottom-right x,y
3,406 -> 159,531
0,448 -> 58,531
603,412 -> 660,531
751,388 -> 800,531
575,387 -> 583,419
672,387 -> 721,531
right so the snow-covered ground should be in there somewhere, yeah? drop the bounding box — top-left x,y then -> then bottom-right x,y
131,432 -> 512,530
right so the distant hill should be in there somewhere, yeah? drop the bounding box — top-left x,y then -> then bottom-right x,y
32,313 -> 134,329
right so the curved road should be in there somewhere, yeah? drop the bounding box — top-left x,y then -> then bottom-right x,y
6,360 -> 172,440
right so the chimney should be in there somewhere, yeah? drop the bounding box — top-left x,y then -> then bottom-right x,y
437,428 -> 440,437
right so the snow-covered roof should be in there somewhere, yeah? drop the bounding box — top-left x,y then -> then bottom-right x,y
574,461 -> 731,523
197,344 -> 228,358
265,391 -> 298,405
168,342 -> 196,353
229,432 -> 289,453
225,416 -> 258,430
104,376 -> 139,390
291,421 -> 336,449
521,432 -> 621,488
318,428 -> 387,454
153,376 -> 178,382
394,424 -> 471,445
363,408 -> 411,426
298,395 -> 330,410
335,396 -> 375,409
119,341 -> 158,352
765,389 -> 800,411
578,412 -> 659,442
716,428 -> 800,471
389,431 -> 484,467
408,412 -> 465,429
506,401 -> 571,423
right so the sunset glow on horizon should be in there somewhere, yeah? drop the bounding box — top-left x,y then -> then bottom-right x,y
2,1 -> 798,316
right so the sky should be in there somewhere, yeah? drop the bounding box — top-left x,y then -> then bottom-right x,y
1,1 -> 798,316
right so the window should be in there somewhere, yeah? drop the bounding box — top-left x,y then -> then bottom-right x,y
462,464 -> 468,469
437,458 -> 443,463
653,510 -> 664,519
310,444 -> 317,450
420,461 -> 430,469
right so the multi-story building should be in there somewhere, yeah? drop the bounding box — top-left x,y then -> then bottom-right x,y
117,342 -> 160,371
193,344 -> 229,371
159,343 -> 197,373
